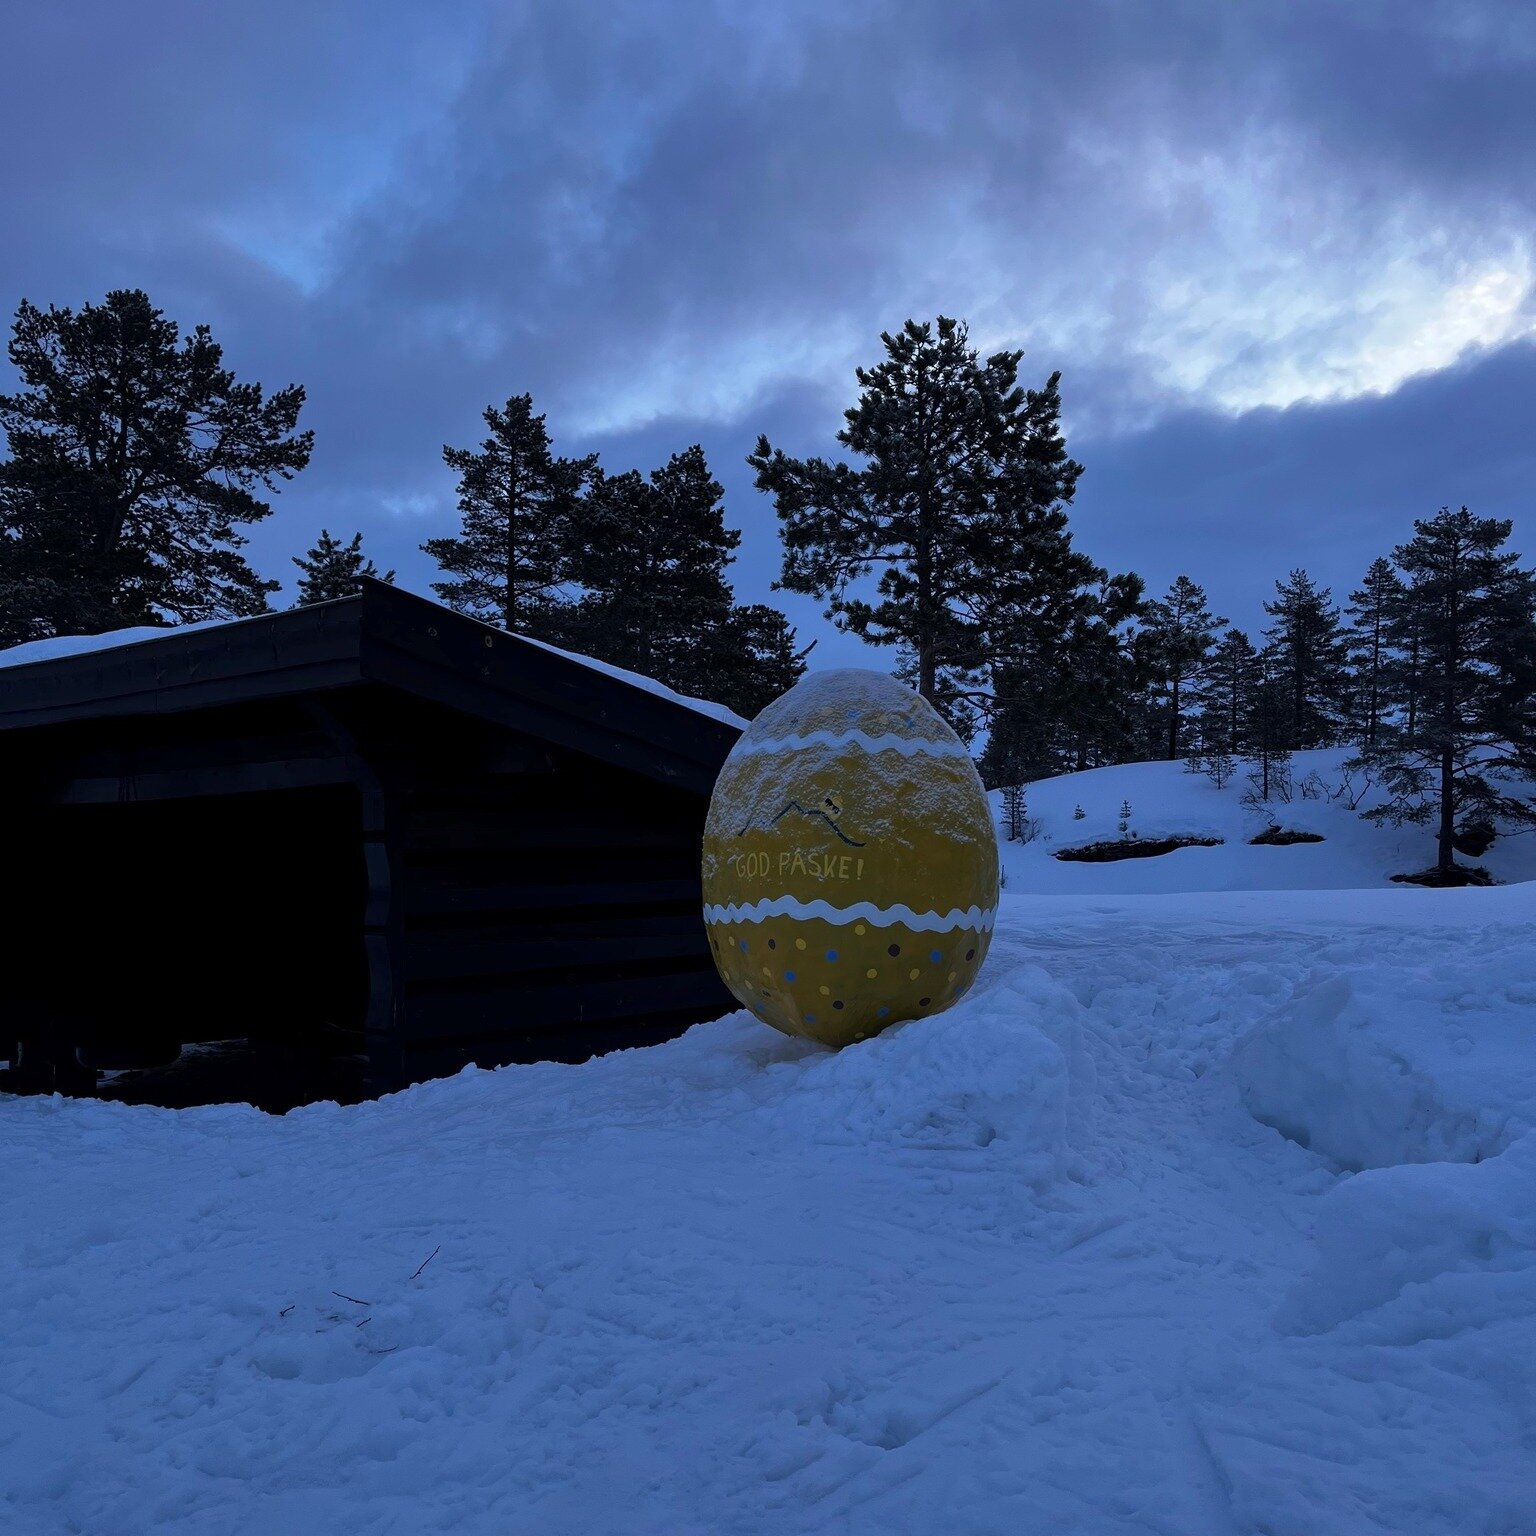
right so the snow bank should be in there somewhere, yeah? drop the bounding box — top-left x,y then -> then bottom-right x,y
994,749 -> 1536,892
1231,891 -> 1536,1169
1282,1131 -> 1536,1337
5,888 -> 1536,1533
1234,974 -> 1527,1170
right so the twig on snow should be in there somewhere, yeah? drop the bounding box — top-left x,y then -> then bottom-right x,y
409,1245 -> 441,1281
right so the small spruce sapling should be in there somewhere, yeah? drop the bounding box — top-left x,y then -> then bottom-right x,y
1000,784 -> 1028,843
1205,746 -> 1235,790
1118,799 -> 1132,839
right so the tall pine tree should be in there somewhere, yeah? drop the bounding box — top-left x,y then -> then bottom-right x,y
1199,628 -> 1258,755
1141,575 -> 1225,759
978,572 -> 1144,782
1262,569 -> 1348,749
1242,648 -> 1294,802
291,530 -> 394,606
1345,557 -> 1404,748
750,317 -> 1082,707
0,289 -> 311,643
560,446 -> 805,717
422,395 -> 593,634
1364,507 -> 1536,875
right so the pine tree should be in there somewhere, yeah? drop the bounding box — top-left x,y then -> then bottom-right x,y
978,573 -> 1144,781
1345,557 -> 1405,748
291,530 -> 394,606
1364,507 -> 1536,875
422,395 -> 593,634
750,316 -> 1082,707
0,289 -> 311,643
1201,628 -> 1258,754
1141,575 -> 1225,759
1262,569 -> 1348,749
712,603 -> 808,719
1242,648 -> 1294,802
999,783 -> 1029,843
559,446 -> 805,716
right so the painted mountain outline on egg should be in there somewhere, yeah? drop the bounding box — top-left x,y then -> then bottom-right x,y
737,796 -> 867,848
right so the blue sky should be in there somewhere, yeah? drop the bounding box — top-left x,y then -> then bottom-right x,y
3,1 -> 1533,663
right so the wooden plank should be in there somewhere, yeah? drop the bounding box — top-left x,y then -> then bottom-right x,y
404,874 -> 703,920
45,755 -> 353,803
406,807 -> 697,854
363,639 -> 719,796
0,657 -> 364,731
0,603 -> 365,731
401,925 -> 710,984
402,966 -> 731,1042
55,724 -> 342,776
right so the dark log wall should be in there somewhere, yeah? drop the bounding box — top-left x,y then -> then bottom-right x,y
2,679 -> 733,1100
390,745 -> 729,1087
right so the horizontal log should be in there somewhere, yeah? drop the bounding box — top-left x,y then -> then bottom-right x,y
45,755 -> 354,803
401,965 -> 731,1042
405,806 -> 699,854
401,924 -> 710,984
405,874 -> 703,920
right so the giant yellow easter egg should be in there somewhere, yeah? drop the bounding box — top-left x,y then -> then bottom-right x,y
702,669 -> 999,1047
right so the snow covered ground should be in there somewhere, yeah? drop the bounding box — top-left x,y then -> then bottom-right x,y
995,748 -> 1536,891
5,880 -> 1535,1534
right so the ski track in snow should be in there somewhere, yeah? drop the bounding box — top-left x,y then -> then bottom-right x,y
3,890 -> 1535,1534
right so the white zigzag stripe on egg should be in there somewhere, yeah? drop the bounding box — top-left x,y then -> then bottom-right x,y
704,898 -> 997,932
725,729 -> 972,760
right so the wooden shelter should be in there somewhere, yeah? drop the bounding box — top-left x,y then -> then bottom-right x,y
0,581 -> 740,1099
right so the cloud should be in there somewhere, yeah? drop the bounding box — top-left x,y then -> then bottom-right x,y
0,0 -> 1531,634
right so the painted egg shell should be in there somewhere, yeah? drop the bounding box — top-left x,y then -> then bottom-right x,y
702,668 -> 999,1047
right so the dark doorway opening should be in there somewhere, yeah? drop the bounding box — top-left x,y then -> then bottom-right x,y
5,784 -> 369,1109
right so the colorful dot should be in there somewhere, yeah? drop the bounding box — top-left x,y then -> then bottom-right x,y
877,1007 -> 890,1018
784,970 -> 797,983
909,968 -> 920,980
805,1013 -> 817,1024
965,948 -> 975,961
761,966 -> 771,979
739,940 -> 748,952
888,944 -> 901,957
833,1000 -> 844,1010
767,938 -> 777,950
795,938 -> 807,950
854,924 -> 866,935
919,997 -> 931,1007
826,949 -> 839,962
948,971 -> 957,983
929,949 -> 942,964
866,967 -> 878,979
819,985 -> 830,996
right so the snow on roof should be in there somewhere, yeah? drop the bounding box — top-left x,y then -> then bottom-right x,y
0,607 -> 749,730
515,632 -> 747,730
0,617 -> 241,670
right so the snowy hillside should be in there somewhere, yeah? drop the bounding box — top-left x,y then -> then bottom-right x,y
994,748 -> 1536,892
5,883 -> 1536,1534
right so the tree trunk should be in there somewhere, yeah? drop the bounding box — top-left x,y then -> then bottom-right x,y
503,462 -> 521,632
1437,741 -> 1456,872
1167,675 -> 1180,760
